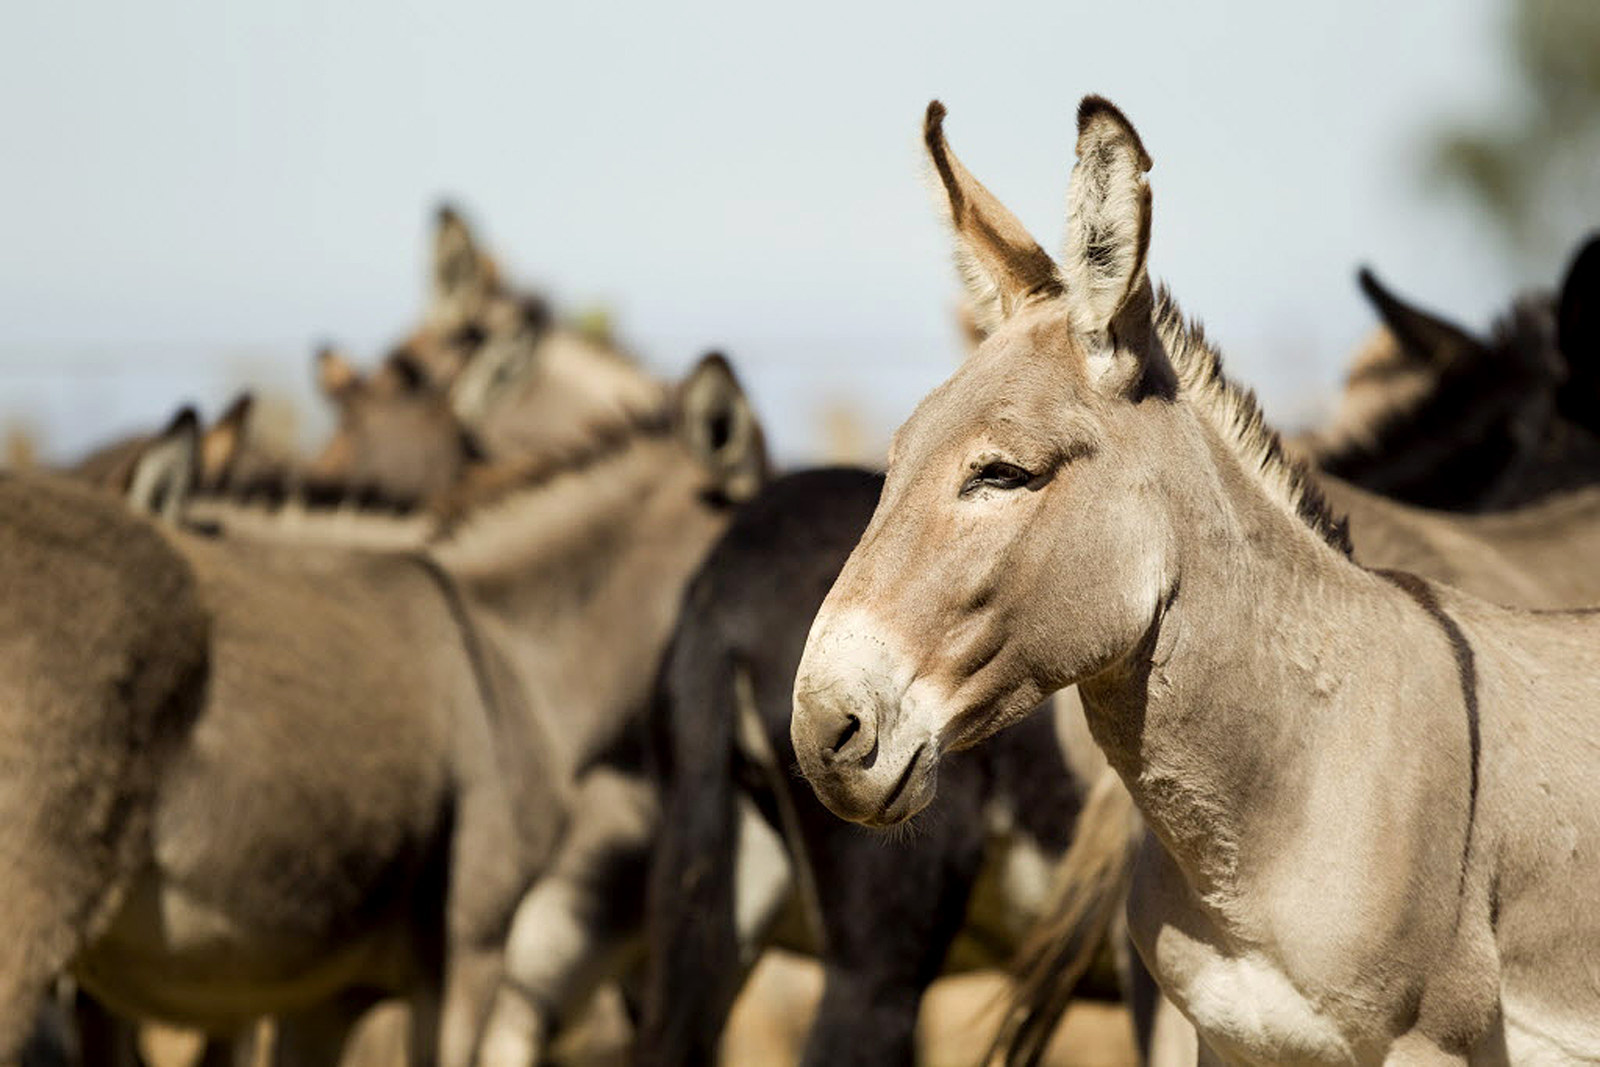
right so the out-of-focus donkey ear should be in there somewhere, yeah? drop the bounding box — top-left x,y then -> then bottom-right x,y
679,352 -> 768,505
126,406 -> 200,523
431,201 -> 499,319
202,391 -> 254,487
1557,233 -> 1600,432
315,344 -> 361,401
1357,267 -> 1485,369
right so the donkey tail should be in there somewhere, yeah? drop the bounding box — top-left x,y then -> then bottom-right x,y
636,614 -> 744,1067
991,767 -> 1144,1067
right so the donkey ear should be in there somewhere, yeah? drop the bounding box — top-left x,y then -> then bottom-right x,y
679,352 -> 768,504
1557,233 -> 1600,430
924,102 -> 1062,336
126,407 -> 200,522
448,302 -> 546,425
1062,96 -> 1154,337
201,391 -> 253,486
1357,268 -> 1484,369
432,202 -> 498,314
315,345 -> 361,401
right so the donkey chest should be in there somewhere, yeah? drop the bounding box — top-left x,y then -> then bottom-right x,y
1128,844 -> 1364,1065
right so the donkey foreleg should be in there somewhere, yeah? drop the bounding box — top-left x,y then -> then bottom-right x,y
271,992 -> 383,1067
476,766 -> 656,1067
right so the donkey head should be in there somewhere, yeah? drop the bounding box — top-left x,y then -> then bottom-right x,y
792,99 -> 1190,826
310,345 -> 483,504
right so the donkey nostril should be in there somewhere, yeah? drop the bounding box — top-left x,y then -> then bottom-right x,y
827,712 -> 862,757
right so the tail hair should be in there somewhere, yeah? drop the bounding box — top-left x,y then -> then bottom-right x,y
990,767 -> 1144,1066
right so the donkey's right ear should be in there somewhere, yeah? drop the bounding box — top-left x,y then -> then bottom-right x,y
1357,268 -> 1484,369
126,407 -> 200,523
679,352 -> 768,505
201,392 -> 254,486
432,202 -> 498,316
924,102 -> 1062,337
315,345 -> 361,401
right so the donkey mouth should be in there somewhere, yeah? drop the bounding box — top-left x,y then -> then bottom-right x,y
863,741 -> 931,826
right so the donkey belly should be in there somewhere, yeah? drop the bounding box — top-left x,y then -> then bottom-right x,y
73,709 -> 452,1030
75,868 -> 426,1029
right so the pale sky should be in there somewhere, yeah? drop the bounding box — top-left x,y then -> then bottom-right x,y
0,0 -> 1549,463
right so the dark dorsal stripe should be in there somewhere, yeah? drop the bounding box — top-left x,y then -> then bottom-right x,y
1376,569 -> 1481,904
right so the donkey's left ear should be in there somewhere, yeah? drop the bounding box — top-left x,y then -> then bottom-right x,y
1062,97 -> 1154,339
679,352 -> 768,505
432,202 -> 499,318
201,391 -> 254,487
126,407 -> 200,522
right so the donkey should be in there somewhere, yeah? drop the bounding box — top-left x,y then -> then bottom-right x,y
384,204 -> 655,443
791,97 -> 1600,1064
0,474 -> 210,1064
1303,233 -> 1600,511
632,465 -> 1600,1066
304,345 -> 487,508
0,352 -> 764,1067
517,233 -> 1600,1067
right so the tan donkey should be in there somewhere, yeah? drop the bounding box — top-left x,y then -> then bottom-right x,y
791,99 -> 1600,1063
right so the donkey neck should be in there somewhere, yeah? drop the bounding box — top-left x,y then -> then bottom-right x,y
431,437 -> 728,776
1077,418 -> 1455,914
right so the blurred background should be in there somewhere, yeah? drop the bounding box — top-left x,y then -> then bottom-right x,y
2,0 -> 1596,466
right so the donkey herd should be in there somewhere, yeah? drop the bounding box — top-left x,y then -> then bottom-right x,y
4,96 -> 1599,1067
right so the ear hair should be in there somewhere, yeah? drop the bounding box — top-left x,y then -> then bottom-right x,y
1063,96 -> 1154,336
924,101 -> 1062,335
126,407 -> 200,522
202,392 -> 254,486
679,352 -> 769,504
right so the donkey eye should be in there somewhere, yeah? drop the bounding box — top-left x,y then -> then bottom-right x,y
963,461 -> 1033,494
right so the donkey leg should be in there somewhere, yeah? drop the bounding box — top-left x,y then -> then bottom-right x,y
796,791 -> 984,1067
272,994 -> 380,1067
478,765 -> 656,1067
69,992 -> 141,1067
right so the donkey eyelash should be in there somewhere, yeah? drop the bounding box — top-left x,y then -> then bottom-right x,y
961,460 -> 1034,495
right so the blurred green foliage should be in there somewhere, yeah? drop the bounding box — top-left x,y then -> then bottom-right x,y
1430,0 -> 1600,264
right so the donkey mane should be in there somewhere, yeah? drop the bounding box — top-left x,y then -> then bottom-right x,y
429,397 -> 677,538
1153,286 -> 1353,556
190,396 -> 672,538
203,469 -> 429,516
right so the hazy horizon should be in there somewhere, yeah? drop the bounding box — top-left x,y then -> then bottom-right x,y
1,0 -> 1579,463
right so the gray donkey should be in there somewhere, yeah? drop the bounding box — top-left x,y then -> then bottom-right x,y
0,351 -> 764,1067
